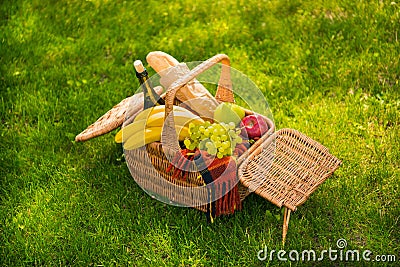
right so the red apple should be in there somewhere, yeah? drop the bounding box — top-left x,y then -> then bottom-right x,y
239,114 -> 269,139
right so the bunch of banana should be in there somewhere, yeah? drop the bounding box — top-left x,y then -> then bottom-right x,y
115,105 -> 204,150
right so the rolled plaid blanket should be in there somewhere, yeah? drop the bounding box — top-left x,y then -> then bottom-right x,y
167,149 -> 242,222
194,150 -> 242,222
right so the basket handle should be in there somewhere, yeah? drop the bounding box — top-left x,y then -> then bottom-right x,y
161,54 -> 234,152
166,53 -> 233,112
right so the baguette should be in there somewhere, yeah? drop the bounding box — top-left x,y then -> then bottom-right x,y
75,86 -> 163,141
146,51 -> 180,73
146,51 -> 218,120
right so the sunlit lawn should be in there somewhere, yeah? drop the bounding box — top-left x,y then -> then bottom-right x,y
1,0 -> 399,266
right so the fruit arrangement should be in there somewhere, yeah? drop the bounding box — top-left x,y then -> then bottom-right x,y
184,121 -> 243,159
181,102 -> 269,158
118,101 -> 270,162
115,105 -> 204,150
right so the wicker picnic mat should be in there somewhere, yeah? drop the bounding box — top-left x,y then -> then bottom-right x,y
238,128 -> 342,211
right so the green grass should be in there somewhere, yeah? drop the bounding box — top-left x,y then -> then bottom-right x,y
1,0 -> 399,266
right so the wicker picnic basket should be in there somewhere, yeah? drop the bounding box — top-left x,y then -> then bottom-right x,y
124,54 -> 341,243
76,53 -> 342,243
124,54 -> 275,212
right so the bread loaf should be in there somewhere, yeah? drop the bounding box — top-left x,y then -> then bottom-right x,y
146,51 -> 218,120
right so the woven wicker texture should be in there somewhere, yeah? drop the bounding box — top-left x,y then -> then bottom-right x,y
125,117 -> 274,210
125,143 -> 253,212
238,128 -> 342,211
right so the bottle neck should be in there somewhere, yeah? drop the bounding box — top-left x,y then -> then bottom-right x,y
133,61 -> 165,109
136,71 -> 159,108
135,69 -> 149,84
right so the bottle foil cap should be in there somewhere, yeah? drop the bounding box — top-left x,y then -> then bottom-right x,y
134,60 -> 145,73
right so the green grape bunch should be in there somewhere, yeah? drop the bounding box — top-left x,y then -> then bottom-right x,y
184,121 -> 242,159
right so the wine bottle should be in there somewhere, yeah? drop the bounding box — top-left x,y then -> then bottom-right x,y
133,60 -> 165,110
